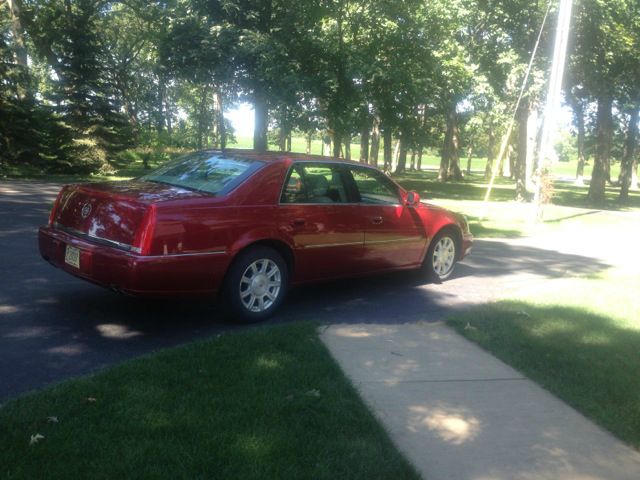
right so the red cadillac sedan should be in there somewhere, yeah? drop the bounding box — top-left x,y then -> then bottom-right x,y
39,150 -> 472,322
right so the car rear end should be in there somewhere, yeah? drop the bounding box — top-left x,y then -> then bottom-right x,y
38,182 -> 229,296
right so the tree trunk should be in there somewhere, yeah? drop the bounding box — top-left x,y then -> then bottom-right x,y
447,109 -> 463,180
506,143 -> 514,178
214,90 -> 225,149
278,124 -> 286,152
8,0 -> 28,67
572,98 -> 586,185
410,151 -> 416,171
440,103 -> 461,181
395,138 -> 407,174
360,117 -> 370,163
439,118 -> 451,181
588,95 -> 613,204
619,103 -> 639,203
392,138 -> 400,170
165,98 -> 173,140
417,149 -> 423,170
306,134 -> 312,154
344,136 -> 351,160
253,88 -> 268,151
369,116 -> 380,167
156,76 -> 167,136
323,134 -> 331,156
525,109 -> 537,191
484,120 -> 495,179
332,131 -> 342,158
286,133 -> 291,152
383,126 -> 392,171
514,101 -> 529,201
196,86 -> 208,150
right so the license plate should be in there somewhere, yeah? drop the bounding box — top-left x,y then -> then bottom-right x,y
64,245 -> 80,269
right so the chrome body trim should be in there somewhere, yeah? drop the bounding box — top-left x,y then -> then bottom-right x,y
143,250 -> 227,258
366,237 -> 423,245
303,241 -> 362,249
53,223 -> 226,258
54,223 -> 135,252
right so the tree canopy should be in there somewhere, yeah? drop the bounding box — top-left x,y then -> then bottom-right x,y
1,0 -> 638,203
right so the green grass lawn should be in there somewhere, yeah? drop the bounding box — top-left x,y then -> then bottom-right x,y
0,322 -> 419,479
447,266 -> 640,449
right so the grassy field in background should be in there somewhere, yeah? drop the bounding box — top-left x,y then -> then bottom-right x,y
2,134 -> 625,188
0,322 -> 419,479
447,265 -> 640,449
3,137 -> 638,239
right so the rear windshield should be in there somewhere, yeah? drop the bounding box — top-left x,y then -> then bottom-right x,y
140,152 -> 264,195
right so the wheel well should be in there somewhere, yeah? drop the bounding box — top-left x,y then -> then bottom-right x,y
230,239 -> 295,278
434,224 -> 463,259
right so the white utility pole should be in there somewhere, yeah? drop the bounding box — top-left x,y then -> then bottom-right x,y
532,0 -> 574,221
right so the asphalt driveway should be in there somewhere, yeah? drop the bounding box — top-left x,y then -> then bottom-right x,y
0,181 -> 612,401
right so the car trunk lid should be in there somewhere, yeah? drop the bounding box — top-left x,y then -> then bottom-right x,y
52,181 -> 205,250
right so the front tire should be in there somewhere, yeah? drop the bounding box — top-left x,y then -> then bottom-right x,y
425,230 -> 458,282
222,246 -> 288,323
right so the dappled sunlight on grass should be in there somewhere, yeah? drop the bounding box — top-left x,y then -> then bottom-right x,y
235,434 -> 273,459
0,323 -> 420,479
255,354 -> 285,370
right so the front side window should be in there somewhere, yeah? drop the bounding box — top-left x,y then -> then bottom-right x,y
140,152 -> 264,195
280,163 -> 349,204
350,168 -> 400,205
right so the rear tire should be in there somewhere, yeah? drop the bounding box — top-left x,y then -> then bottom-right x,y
424,230 -> 458,282
222,246 -> 288,323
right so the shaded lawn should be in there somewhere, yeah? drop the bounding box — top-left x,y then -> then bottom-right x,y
394,169 -> 640,210
447,269 -> 640,449
0,322 -> 419,480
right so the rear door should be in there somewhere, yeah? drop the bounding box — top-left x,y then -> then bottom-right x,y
277,162 -> 365,283
348,166 -> 426,270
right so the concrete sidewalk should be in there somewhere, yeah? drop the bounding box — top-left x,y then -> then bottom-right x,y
321,322 -> 640,480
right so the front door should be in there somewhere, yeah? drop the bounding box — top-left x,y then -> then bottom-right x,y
348,166 -> 426,271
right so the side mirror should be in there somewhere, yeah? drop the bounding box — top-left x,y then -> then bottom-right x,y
405,191 -> 420,207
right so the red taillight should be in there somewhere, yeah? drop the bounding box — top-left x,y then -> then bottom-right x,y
132,204 -> 157,255
48,189 -> 65,226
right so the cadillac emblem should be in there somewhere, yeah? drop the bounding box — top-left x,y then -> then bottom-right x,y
80,203 -> 92,219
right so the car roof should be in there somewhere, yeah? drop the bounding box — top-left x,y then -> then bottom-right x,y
211,148 -> 378,168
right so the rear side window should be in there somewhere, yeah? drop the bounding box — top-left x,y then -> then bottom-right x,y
140,152 -> 264,196
280,163 -> 350,204
349,167 -> 400,205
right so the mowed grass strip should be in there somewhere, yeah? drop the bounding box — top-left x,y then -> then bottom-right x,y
0,322 -> 419,479
447,269 -> 640,449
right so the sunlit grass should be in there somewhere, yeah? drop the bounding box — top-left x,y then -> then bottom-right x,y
447,267 -> 640,448
0,322 -> 419,479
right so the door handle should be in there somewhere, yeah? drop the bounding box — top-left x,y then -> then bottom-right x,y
371,216 -> 383,225
291,218 -> 306,227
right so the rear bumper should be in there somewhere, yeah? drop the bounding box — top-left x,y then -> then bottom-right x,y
38,226 -> 231,297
